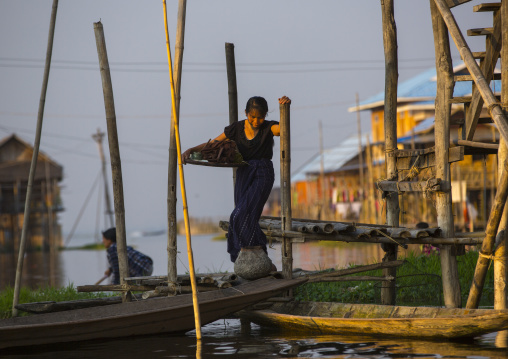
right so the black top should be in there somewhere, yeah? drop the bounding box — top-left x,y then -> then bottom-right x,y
224,120 -> 278,161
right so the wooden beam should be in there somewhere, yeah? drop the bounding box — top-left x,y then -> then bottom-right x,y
309,276 -> 395,283
444,0 -> 472,8
465,10 -> 502,141
455,73 -> 501,81
377,179 -> 446,192
77,284 -> 155,292
280,97 -> 292,281
432,0 -> 508,145
467,158 -> 508,308
395,146 -> 464,170
167,0 -> 187,285
225,42 -> 238,193
94,22 -> 131,303
430,0 -> 461,308
454,139 -> 498,150
494,0 -> 508,311
307,260 -> 405,282
381,0 -> 399,305
473,3 -> 501,12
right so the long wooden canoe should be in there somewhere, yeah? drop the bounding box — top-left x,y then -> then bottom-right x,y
0,276 -> 306,349
241,300 -> 508,339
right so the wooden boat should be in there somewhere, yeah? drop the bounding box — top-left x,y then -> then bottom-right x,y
241,300 -> 508,339
0,276 -> 306,349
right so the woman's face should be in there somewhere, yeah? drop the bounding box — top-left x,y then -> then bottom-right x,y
246,109 -> 265,129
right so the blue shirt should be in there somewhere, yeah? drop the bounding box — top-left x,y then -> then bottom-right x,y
107,243 -> 153,284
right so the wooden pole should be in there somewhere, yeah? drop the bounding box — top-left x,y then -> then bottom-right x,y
94,21 -> 131,303
366,135 -> 375,224
356,93 -> 364,218
167,0 -> 187,285
494,0 -> 508,312
280,100 -> 292,280
466,157 -> 508,308
318,120 -> 325,219
225,42 -> 238,191
13,180 -> 20,252
495,141 -> 508,310
380,0 -> 399,305
429,0 -> 461,308
433,0 -> 508,145
92,128 -> 114,228
162,0 -> 201,339
12,0 -> 59,317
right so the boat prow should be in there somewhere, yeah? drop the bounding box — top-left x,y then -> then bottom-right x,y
0,276 -> 307,349
241,300 -> 508,340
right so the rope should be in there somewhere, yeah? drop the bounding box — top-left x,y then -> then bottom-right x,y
479,251 -> 497,261
374,229 -> 408,249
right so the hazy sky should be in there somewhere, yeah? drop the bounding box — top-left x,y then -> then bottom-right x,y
0,1 -> 491,237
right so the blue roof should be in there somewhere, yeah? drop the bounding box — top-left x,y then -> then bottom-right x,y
292,134 -> 371,183
351,63 -> 502,111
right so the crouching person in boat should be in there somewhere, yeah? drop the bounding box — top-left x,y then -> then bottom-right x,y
183,96 -> 291,280
102,227 -> 154,284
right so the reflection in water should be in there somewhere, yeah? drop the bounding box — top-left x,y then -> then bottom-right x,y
1,234 -> 504,358
0,250 -> 65,289
1,319 -> 506,358
1,234 -> 422,290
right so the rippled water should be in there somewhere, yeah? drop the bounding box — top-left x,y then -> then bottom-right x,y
1,234 -> 507,358
1,319 -> 506,358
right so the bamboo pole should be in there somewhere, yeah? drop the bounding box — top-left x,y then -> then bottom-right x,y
380,0 -> 399,305
280,100 -> 292,280
466,157 -> 508,308
12,0 -> 59,317
167,0 -> 187,285
429,0 -> 461,308
162,0 -> 201,339
225,42 -> 238,191
94,21 -> 131,303
495,141 -> 508,310
495,0 -> 508,312
433,0 -> 508,145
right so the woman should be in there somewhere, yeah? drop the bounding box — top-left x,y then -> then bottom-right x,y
183,95 -> 291,264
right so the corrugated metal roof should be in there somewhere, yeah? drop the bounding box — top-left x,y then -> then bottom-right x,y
292,134 -> 370,183
349,63 -> 502,112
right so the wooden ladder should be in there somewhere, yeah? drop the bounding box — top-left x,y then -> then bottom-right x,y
451,2 -> 502,155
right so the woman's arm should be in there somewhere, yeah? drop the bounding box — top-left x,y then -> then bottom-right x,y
182,132 -> 227,163
271,96 -> 291,136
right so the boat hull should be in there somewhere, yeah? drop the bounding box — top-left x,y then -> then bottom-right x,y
242,301 -> 508,339
0,277 -> 306,349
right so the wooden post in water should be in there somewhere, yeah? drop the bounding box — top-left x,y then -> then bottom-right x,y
167,0 -> 187,285
94,21 -> 131,303
466,158 -> 508,308
225,42 -> 238,190
496,142 -> 508,310
12,0 -> 59,317
162,0 -> 202,339
280,99 -> 292,280
494,0 -> 508,312
380,0 -> 399,305
429,0 -> 461,308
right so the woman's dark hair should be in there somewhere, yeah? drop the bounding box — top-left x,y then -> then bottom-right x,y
245,96 -> 269,118
102,227 -> 116,242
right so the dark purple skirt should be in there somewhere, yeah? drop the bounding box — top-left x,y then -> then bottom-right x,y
227,159 -> 274,262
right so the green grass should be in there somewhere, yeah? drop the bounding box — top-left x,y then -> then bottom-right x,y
294,250 -> 494,307
0,284 -> 115,319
